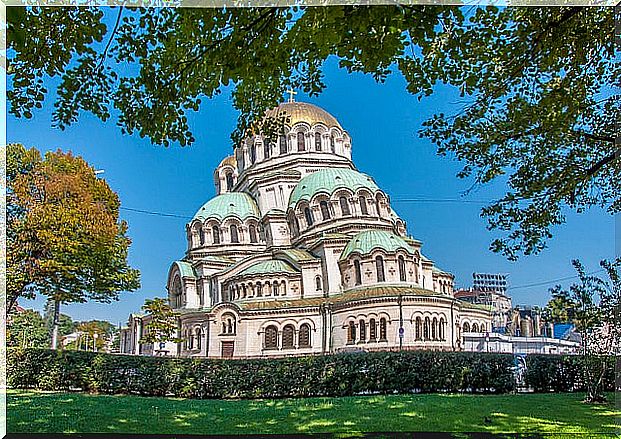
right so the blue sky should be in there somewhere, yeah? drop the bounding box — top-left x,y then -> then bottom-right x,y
8,56 -> 615,325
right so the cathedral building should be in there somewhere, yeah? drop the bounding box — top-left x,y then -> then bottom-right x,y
120,98 -> 491,358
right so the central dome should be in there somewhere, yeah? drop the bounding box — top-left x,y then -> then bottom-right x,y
265,102 -> 342,129
192,192 -> 260,222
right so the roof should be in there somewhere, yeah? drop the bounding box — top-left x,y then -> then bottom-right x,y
238,259 -> 299,277
340,230 -> 416,261
192,192 -> 260,222
289,168 -> 380,208
218,156 -> 236,169
278,248 -> 320,263
265,102 -> 342,129
173,260 -> 196,278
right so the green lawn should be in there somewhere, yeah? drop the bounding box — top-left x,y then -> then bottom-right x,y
6,389 -> 619,436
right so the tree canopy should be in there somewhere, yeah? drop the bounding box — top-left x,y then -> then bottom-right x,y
6,144 -> 141,316
140,297 -> 182,346
7,6 -> 619,259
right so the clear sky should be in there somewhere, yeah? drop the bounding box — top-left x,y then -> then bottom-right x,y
8,54 -> 615,325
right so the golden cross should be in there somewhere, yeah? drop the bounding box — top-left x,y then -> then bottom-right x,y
286,88 -> 297,103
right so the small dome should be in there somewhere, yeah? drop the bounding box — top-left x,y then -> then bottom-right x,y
289,168 -> 380,208
340,230 -> 416,261
192,192 -> 260,222
265,102 -> 342,129
218,155 -> 236,168
238,259 -> 298,277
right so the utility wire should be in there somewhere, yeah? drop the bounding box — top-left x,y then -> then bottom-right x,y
120,206 -> 191,220
508,269 -> 606,291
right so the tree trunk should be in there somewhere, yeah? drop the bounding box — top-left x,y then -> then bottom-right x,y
50,300 -> 60,350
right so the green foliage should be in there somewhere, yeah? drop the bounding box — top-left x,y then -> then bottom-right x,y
7,309 -> 50,348
8,348 -> 515,398
140,298 -> 182,345
43,300 -> 76,339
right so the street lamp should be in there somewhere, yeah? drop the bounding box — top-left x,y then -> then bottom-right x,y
93,333 -> 99,352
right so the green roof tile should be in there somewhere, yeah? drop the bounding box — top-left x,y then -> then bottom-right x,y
238,259 -> 299,277
340,230 -> 415,261
193,192 -> 260,222
288,168 -> 380,208
173,260 -> 196,278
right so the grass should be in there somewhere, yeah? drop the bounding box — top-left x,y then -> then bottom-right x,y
6,389 -> 619,436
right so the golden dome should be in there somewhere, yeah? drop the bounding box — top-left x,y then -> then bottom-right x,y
264,102 -> 342,129
218,155 -> 236,168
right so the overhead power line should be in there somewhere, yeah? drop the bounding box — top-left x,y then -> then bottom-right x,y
508,269 -> 606,291
120,206 -> 191,220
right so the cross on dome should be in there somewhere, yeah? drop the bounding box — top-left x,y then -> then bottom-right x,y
286,88 -> 297,103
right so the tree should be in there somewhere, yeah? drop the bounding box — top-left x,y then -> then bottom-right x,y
43,299 -> 77,340
542,288 -> 575,325
549,258 -> 620,403
7,309 -> 50,348
8,7 -> 618,259
7,144 -> 141,348
140,298 -> 182,349
71,320 -> 116,351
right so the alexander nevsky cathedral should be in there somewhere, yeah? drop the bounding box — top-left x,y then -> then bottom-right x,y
121,96 -> 492,358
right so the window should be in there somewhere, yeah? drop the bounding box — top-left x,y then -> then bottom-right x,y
439,318 -> 445,340
249,225 -> 258,243
172,276 -> 182,308
359,196 -> 368,215
199,228 -> 205,245
264,142 -> 271,159
212,226 -> 220,244
250,145 -> 256,164
195,327 -> 202,350
299,324 -> 311,348
272,281 -> 279,296
398,256 -> 406,282
359,319 -> 366,343
226,172 -> 234,191
375,197 -> 382,216
432,317 -> 438,340
315,133 -> 322,151
188,330 -> 194,350
339,196 -> 350,216
256,282 -> 263,297
315,276 -> 322,291
354,260 -> 362,286
376,256 -> 385,282
279,135 -> 288,154
230,225 -> 239,243
304,207 -> 314,226
463,322 -> 470,333
379,318 -> 387,341
347,321 -> 356,344
424,317 -> 430,340
265,326 -> 278,350
297,132 -> 305,151
415,317 -> 422,340
330,135 -> 335,152
282,325 -> 295,349
472,323 -> 479,332
198,283 -> 204,306
320,200 -> 331,220
222,315 -> 236,334
369,318 -> 377,341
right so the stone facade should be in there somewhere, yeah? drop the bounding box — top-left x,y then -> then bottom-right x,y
121,100 -> 492,358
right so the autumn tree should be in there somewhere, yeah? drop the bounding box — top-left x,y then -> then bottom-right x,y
140,298 -> 182,350
7,6 -> 619,259
7,309 -> 50,348
7,144 -> 140,348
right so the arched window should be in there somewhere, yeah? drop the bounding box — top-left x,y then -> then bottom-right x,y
424,317 -> 430,340
199,228 -> 205,245
463,322 -> 470,333
376,256 -> 385,282
249,225 -> 258,243
347,321 -> 356,344
188,330 -> 194,350
439,318 -> 445,340
339,196 -> 350,216
195,327 -> 202,350
315,133 -> 322,151
282,325 -> 295,349
222,314 -> 236,334
172,276 -> 183,308
242,284 -> 247,298
359,319 -> 366,343
315,276 -> 322,291
320,200 -> 331,220
230,224 -> 239,243
279,134 -> 288,154
256,282 -> 263,297
369,318 -> 377,341
415,317 -> 422,340
375,197 -> 382,217
480,323 -> 486,332
264,142 -> 271,159
250,145 -> 256,164
272,281 -> 279,296
299,323 -> 311,348
330,135 -> 335,152
304,207 -> 314,226
297,132 -> 305,151
226,172 -> 234,191
212,225 -> 220,244
264,326 -> 278,350
379,318 -> 387,341
359,196 -> 368,215
354,260 -> 362,286
398,256 -> 406,282
472,323 -> 479,332
432,317 -> 438,340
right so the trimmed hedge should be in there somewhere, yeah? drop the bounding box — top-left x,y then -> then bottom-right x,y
524,354 -> 617,393
8,349 -> 515,398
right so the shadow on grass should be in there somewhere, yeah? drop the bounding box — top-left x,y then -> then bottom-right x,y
7,389 -> 620,437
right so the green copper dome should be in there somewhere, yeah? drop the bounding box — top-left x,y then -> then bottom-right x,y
193,192 -> 260,222
238,259 -> 298,277
289,168 -> 380,208
340,230 -> 415,261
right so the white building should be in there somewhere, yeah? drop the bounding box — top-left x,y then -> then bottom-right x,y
121,99 -> 492,358
463,332 -> 580,355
